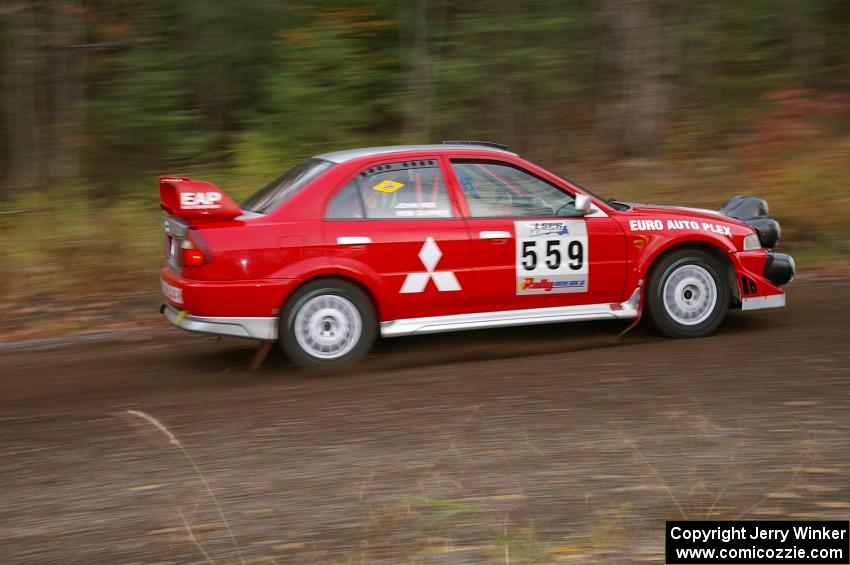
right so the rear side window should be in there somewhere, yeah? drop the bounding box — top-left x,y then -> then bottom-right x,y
326,180 -> 365,219
242,158 -> 334,214
326,160 -> 455,219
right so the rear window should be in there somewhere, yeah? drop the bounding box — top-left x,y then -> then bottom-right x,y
241,158 -> 334,213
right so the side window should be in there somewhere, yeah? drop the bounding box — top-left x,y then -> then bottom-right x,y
326,161 -> 454,220
327,180 -> 365,219
357,161 -> 454,219
451,161 -> 578,218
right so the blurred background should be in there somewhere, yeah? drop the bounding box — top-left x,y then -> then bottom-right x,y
1,0 -> 849,339
2,5 -> 850,564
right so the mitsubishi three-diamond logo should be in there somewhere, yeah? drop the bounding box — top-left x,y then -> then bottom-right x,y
400,237 -> 461,293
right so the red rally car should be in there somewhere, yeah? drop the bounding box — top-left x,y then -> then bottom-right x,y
159,141 -> 795,368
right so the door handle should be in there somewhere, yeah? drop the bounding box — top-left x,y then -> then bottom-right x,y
337,236 -> 372,245
479,231 -> 511,240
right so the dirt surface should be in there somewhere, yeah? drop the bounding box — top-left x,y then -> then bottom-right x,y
1,281 -> 849,564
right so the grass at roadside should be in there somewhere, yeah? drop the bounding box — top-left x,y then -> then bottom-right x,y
121,403 -> 843,564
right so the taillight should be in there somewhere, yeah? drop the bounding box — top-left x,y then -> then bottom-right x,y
181,239 -> 206,267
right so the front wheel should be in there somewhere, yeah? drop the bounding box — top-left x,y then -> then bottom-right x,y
280,279 -> 376,369
646,250 -> 730,338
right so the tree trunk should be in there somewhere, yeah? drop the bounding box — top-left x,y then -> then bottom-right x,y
3,1 -> 44,192
594,0 -> 676,157
781,2 -> 824,78
47,0 -> 86,181
402,0 -> 432,141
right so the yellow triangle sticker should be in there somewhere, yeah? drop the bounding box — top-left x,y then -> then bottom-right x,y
372,179 -> 404,193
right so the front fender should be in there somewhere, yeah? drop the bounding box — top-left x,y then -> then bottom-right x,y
628,232 -> 787,307
627,231 -> 738,293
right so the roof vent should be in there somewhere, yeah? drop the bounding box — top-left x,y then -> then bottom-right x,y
440,140 -> 509,151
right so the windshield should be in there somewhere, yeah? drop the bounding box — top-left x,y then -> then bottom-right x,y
241,158 -> 334,213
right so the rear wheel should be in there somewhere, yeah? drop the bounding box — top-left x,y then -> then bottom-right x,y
280,279 -> 376,369
647,249 -> 729,338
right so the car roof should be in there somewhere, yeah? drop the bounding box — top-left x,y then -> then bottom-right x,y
315,144 -> 517,164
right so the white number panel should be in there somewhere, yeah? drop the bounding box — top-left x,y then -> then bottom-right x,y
514,220 -> 588,294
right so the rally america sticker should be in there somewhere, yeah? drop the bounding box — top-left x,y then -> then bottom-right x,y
515,220 -> 588,294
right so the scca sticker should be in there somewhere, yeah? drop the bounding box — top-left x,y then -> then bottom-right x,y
515,220 -> 588,294
372,180 -> 405,193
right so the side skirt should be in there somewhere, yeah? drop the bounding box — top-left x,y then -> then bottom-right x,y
380,288 -> 641,338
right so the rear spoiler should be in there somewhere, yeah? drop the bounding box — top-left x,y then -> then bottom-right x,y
159,176 -> 242,220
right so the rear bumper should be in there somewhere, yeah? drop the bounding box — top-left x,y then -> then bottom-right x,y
159,267 -> 294,340
162,304 -> 277,341
160,266 -> 298,317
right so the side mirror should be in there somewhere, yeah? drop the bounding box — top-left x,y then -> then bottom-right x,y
574,193 -> 592,215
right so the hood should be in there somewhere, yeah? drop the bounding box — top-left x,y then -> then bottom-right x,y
623,202 -> 749,227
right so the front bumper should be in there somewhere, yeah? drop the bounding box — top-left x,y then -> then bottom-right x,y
162,304 -> 277,341
741,293 -> 786,311
733,249 -> 793,312
764,252 -> 795,286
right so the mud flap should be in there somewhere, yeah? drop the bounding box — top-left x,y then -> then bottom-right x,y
250,341 -> 273,370
619,279 -> 644,337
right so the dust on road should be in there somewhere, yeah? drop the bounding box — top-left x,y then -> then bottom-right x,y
1,281 -> 849,563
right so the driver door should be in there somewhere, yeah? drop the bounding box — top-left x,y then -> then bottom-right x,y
446,159 -> 627,313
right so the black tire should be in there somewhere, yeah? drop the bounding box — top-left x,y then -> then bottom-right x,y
646,249 -> 730,338
279,279 -> 376,369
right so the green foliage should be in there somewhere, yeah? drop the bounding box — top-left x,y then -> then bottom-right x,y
86,47 -> 199,174
430,0 -> 594,151
249,3 -> 400,158
60,0 -> 850,177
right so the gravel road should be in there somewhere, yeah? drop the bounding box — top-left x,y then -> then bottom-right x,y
1,281 -> 848,564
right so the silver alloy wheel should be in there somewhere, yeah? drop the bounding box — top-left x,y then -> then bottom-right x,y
661,264 -> 718,326
293,294 -> 363,359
